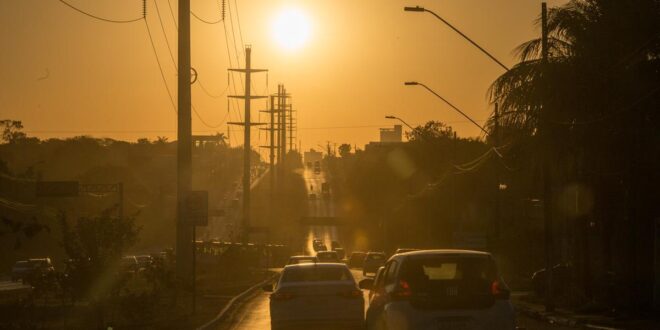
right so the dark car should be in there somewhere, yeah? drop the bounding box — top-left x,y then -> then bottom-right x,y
361,250 -> 515,330
363,252 -> 387,276
394,248 -> 419,254
11,258 -> 55,282
333,247 -> 346,260
316,251 -> 340,263
312,239 -> 327,252
348,252 -> 366,269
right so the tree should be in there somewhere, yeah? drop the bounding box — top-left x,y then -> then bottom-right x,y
406,121 -> 454,142
487,0 -> 660,309
0,120 -> 26,144
59,208 -> 140,302
338,144 -> 352,158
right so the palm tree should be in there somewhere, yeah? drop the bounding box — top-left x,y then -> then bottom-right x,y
487,0 -> 660,309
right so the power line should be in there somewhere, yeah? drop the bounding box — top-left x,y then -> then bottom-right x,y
143,18 -> 177,113
153,0 -> 227,129
191,11 -> 222,24
198,78 -> 229,98
58,0 -> 144,23
166,0 -> 178,29
153,0 -> 177,69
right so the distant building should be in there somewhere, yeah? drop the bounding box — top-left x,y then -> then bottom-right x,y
380,125 -> 402,143
364,125 -> 404,151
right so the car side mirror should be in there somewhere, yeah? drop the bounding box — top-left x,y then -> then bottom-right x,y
262,284 -> 273,292
359,278 -> 374,290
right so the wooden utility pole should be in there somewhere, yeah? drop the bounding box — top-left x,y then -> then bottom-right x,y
228,46 -> 267,243
281,87 -> 288,162
540,2 -> 555,312
176,0 -> 193,285
260,95 -> 279,201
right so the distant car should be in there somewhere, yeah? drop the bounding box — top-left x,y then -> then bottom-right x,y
308,193 -> 317,200
395,248 -> 420,254
135,255 -> 153,269
363,252 -> 387,276
348,252 -> 366,269
121,256 -> 139,273
11,258 -> 54,282
330,240 -> 342,250
265,263 -> 364,329
316,251 -> 340,263
333,247 -> 345,260
361,249 -> 515,330
287,256 -> 318,265
312,239 -> 327,252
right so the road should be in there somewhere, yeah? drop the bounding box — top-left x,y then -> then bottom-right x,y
219,270 -> 575,330
301,167 -> 338,255
217,167 -> 575,329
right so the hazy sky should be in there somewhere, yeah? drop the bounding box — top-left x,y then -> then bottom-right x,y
1,0 -> 567,156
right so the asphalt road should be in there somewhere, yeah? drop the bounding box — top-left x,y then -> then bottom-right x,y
219,269 -> 575,330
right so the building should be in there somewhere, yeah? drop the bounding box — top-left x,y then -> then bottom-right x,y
364,125 -> 404,151
380,125 -> 402,143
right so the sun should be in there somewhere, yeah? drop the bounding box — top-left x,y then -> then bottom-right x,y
271,8 -> 312,51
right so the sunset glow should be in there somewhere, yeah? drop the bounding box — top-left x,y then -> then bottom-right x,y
271,7 -> 311,51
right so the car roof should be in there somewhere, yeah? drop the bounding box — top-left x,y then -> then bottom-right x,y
289,255 -> 317,259
283,262 -> 348,270
394,249 -> 491,257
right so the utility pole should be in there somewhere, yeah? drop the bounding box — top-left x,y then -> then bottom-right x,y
259,95 -> 279,211
288,104 -> 295,151
228,45 -> 267,244
281,87 -> 288,163
176,0 -> 193,288
540,2 -> 555,313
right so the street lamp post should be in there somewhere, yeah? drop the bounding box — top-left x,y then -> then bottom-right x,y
404,81 -> 490,136
404,5 -> 510,72
384,115 -> 414,131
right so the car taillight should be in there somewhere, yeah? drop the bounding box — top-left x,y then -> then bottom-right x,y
338,289 -> 363,299
491,280 -> 510,300
270,291 -> 295,301
391,280 -> 412,300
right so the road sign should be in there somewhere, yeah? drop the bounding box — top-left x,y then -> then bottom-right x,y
36,181 -> 79,197
185,191 -> 208,226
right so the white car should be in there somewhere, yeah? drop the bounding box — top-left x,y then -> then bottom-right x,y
266,263 -> 364,329
362,249 -> 515,330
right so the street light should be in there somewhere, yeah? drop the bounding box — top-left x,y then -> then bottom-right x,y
384,115 -> 415,130
404,5 -> 509,72
404,81 -> 490,136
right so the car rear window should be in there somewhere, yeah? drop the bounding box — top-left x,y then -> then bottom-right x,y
401,256 -> 496,288
368,254 -> 385,260
291,258 -> 316,264
282,267 -> 352,282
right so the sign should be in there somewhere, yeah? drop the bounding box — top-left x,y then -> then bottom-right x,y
185,191 -> 208,226
36,181 -> 79,197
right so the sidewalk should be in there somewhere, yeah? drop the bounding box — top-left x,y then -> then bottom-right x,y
512,292 -> 660,330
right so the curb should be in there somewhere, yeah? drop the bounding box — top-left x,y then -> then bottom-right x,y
197,272 -> 278,330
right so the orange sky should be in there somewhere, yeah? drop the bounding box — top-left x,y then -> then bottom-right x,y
0,0 -> 567,158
